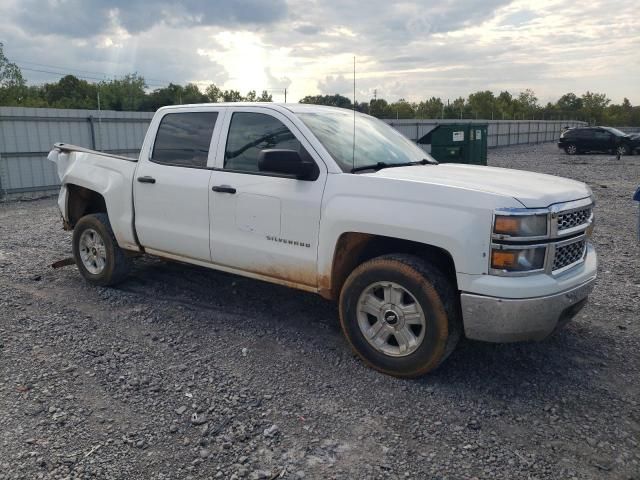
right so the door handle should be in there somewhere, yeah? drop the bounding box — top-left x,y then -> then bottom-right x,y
137,176 -> 156,184
212,185 -> 236,194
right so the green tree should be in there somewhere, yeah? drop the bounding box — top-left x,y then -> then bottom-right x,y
222,89 -> 243,102
369,98 -> 389,118
416,97 -> 444,118
444,97 -> 469,119
139,83 -> 208,110
205,84 -> 222,102
467,90 -> 496,119
0,42 -> 27,104
205,86 -> 272,103
495,91 -> 514,119
514,89 -> 539,118
557,93 -> 583,112
98,74 -> 146,111
603,97 -> 634,126
387,99 -> 415,119
256,90 -> 273,102
42,75 -> 98,109
140,83 -> 185,110
182,83 -> 208,104
299,94 -> 353,108
581,91 -> 610,124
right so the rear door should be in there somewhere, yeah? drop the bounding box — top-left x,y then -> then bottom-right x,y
577,129 -> 596,151
134,108 -> 226,261
208,107 -> 327,287
593,129 -> 614,152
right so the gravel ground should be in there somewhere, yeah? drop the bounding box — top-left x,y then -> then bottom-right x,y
0,143 -> 639,480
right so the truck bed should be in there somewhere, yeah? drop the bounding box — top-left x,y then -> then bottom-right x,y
48,143 -> 140,251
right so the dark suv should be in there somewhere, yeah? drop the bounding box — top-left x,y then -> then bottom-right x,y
558,126 -> 634,156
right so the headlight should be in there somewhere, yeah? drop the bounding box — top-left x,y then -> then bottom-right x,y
491,246 -> 546,272
493,214 -> 548,238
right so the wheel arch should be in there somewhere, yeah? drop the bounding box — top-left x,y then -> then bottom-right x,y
65,184 -> 108,228
319,232 -> 457,301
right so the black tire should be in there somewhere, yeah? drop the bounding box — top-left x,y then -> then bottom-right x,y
616,145 -> 629,156
339,254 -> 461,377
72,213 -> 131,287
564,144 -> 577,155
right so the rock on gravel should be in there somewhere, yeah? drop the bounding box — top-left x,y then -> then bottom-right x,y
0,143 -> 639,479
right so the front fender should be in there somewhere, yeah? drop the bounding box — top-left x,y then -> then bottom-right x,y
317,173 -> 523,294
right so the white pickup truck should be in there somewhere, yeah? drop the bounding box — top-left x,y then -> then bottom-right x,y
49,103 -> 597,377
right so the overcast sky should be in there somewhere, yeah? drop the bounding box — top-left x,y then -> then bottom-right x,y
1,0 -> 637,104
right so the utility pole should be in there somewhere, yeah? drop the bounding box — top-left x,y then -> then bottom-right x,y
97,86 -> 102,151
373,89 -> 377,101
284,88 -> 287,103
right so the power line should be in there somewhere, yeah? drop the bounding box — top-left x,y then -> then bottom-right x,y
19,66 -> 107,82
14,59 -> 289,99
16,60 -> 111,78
15,58 -> 174,85
17,65 -> 169,88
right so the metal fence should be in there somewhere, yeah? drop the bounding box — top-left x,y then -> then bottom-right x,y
0,107 -> 153,200
0,107 -> 587,201
383,119 -> 586,148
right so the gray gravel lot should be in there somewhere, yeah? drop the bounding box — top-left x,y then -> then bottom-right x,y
0,143 -> 639,479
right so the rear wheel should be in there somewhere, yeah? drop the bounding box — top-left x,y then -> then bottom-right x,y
339,254 -> 461,377
564,144 -> 577,155
72,213 -> 131,286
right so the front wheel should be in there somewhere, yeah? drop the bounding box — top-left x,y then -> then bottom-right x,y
339,254 -> 461,377
616,145 -> 629,156
72,213 -> 131,286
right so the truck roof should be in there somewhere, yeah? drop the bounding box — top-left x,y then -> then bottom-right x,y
156,103 -> 355,115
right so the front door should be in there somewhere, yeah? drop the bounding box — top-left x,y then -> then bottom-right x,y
134,109 -> 225,261
208,107 -> 327,287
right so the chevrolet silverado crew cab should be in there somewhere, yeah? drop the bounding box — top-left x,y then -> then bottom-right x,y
49,103 -> 597,377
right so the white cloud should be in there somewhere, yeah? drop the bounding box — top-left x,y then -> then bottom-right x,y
0,0 -> 637,104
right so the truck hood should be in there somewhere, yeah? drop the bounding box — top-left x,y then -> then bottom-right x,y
368,164 -> 591,208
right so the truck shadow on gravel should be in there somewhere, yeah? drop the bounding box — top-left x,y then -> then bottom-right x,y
429,328 -> 608,398
119,257 -> 609,401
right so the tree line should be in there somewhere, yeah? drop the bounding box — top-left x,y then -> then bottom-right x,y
1,43 -> 638,126
299,90 -> 640,126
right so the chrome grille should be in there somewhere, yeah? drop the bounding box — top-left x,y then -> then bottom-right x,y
553,240 -> 586,271
558,207 -> 591,231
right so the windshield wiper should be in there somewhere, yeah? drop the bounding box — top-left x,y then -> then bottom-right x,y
351,158 -> 435,173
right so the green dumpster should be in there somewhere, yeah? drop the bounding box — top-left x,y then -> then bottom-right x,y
418,124 -> 487,165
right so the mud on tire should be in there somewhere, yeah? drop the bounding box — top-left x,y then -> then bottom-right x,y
339,254 -> 461,378
72,213 -> 131,287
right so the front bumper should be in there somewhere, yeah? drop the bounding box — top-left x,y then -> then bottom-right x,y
460,276 -> 596,343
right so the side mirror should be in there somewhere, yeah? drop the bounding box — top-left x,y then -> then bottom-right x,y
257,149 -> 317,180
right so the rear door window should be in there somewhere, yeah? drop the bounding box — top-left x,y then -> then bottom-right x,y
578,129 -> 594,139
152,112 -> 219,168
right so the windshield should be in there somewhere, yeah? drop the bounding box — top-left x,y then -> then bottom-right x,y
603,127 -> 628,137
297,110 -> 434,172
